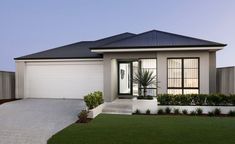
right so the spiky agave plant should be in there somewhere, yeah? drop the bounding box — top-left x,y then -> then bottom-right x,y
133,70 -> 157,97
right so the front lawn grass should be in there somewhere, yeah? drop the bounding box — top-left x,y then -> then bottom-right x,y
48,114 -> 235,144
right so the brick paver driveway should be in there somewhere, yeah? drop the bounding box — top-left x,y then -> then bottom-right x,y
0,99 -> 85,144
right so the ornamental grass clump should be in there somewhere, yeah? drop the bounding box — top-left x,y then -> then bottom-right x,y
173,108 -> 180,114
165,107 -> 171,114
133,70 -> 158,98
157,109 -> 164,115
182,109 -> 188,115
196,108 -> 203,115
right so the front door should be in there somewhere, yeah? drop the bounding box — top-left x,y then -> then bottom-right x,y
118,62 -> 132,95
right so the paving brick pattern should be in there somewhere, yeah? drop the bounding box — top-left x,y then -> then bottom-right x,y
0,99 -> 85,144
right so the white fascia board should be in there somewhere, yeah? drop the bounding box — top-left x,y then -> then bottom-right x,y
15,58 -> 103,62
91,47 -> 223,53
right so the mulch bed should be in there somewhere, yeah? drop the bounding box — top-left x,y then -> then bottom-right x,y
75,118 -> 92,124
0,99 -> 19,105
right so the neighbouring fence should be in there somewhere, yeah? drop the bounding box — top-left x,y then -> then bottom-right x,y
217,66 -> 235,94
0,71 -> 15,99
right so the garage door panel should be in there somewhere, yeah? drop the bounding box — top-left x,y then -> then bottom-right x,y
25,61 -> 103,99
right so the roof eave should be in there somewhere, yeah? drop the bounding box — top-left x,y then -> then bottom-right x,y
14,56 -> 103,61
91,46 -> 224,53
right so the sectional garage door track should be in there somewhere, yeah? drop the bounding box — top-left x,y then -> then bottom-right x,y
0,99 -> 85,144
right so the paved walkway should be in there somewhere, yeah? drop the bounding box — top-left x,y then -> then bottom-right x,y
0,99 -> 85,144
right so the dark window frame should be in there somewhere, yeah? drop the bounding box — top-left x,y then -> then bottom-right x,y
138,58 -> 158,96
167,57 -> 200,94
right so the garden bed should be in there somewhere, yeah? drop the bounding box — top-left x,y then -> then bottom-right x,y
157,105 -> 235,114
0,99 -> 19,105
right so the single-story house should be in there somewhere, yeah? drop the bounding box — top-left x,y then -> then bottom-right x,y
15,30 -> 226,102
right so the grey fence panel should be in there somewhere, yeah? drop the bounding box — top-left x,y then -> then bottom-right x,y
216,67 -> 235,94
0,71 -> 15,99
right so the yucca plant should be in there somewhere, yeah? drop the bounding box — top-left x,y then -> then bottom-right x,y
133,70 -> 157,97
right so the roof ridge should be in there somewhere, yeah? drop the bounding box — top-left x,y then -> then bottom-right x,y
94,30 -> 157,47
95,32 -> 135,42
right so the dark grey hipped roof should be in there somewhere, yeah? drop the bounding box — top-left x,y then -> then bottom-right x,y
15,30 -> 226,60
15,32 -> 135,60
91,30 -> 226,49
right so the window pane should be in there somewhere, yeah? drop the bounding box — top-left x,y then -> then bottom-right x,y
140,59 -> 157,89
184,79 -> 198,87
168,89 -> 182,94
168,59 -> 182,68
140,88 -> 156,96
141,59 -> 156,68
184,59 -> 198,68
184,69 -> 198,78
168,79 -> 182,87
132,61 -> 139,96
168,69 -> 182,78
183,89 -> 199,94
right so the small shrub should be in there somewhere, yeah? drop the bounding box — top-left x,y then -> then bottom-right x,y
157,109 -> 164,115
146,109 -> 151,115
196,108 -> 203,115
182,109 -> 188,115
165,107 -> 171,114
228,110 -> 235,116
230,94 -> 235,105
84,91 -> 103,109
214,108 -> 221,116
78,110 -> 89,123
208,111 -> 214,117
174,108 -> 180,114
134,109 -> 140,115
190,111 -> 196,116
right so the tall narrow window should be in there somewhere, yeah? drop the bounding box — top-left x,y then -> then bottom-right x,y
167,58 -> 199,94
139,59 -> 157,96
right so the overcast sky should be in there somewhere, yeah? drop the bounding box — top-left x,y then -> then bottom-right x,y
1,0 -> 235,71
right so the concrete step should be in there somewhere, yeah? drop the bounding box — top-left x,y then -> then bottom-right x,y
102,100 -> 133,115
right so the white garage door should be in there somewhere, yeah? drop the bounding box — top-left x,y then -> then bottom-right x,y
25,61 -> 103,99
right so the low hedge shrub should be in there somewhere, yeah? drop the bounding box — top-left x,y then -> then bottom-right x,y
84,91 -> 104,109
157,94 -> 235,106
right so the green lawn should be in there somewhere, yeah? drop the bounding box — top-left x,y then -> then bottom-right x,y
48,114 -> 235,144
